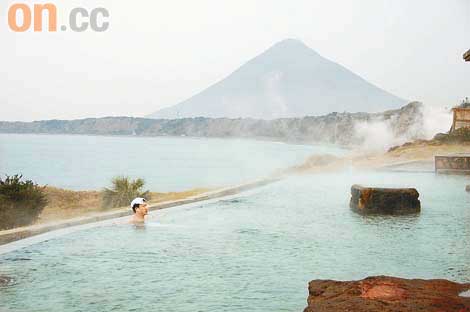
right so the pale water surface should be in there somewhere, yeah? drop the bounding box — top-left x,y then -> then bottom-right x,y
1,170 -> 469,312
0,134 -> 343,191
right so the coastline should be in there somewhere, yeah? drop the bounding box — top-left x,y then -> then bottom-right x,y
0,102 -> 423,149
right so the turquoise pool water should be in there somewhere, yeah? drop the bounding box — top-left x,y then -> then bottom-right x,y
1,170 -> 469,312
0,134 -> 342,191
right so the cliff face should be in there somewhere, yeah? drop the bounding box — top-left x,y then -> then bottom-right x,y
0,102 -> 424,146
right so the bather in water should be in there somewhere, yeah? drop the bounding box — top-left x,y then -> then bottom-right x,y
129,197 -> 149,225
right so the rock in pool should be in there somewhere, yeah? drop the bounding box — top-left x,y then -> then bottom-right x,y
304,276 -> 470,312
466,185 -> 470,192
350,185 -> 421,215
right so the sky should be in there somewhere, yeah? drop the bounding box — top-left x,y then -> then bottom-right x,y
1,0 -> 469,121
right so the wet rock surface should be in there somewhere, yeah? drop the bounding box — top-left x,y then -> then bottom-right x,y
466,185 -> 470,192
304,276 -> 470,312
350,185 -> 421,215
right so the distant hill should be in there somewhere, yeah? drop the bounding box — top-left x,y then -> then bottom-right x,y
148,39 -> 406,119
0,102 -> 423,146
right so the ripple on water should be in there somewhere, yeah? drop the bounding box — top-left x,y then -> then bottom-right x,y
0,275 -> 13,287
0,171 -> 469,312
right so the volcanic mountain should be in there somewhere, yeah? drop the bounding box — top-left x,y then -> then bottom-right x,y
148,39 -> 406,119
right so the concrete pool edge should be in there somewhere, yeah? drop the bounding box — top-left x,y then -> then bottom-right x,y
0,177 -> 281,249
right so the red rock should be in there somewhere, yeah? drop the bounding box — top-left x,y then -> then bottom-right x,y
360,281 -> 406,300
304,276 -> 470,312
350,185 -> 421,215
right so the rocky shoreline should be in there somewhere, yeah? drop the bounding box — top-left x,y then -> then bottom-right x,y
0,102 -> 424,146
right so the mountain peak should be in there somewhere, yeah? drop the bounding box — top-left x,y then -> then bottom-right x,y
275,38 -> 307,47
273,38 -> 310,49
148,40 -> 406,119
264,38 -> 320,57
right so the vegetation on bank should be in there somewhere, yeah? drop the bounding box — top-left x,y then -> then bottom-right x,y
0,174 -> 211,230
434,127 -> 470,143
37,187 -> 210,223
0,175 -> 48,230
102,176 -> 150,209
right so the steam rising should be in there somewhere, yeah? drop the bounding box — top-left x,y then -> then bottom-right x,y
355,120 -> 399,152
354,104 -> 452,152
421,105 -> 453,139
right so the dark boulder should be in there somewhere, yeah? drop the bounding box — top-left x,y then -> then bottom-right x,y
350,185 -> 420,215
304,276 -> 470,312
466,185 -> 470,192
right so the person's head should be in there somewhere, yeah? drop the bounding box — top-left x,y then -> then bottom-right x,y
131,197 -> 148,216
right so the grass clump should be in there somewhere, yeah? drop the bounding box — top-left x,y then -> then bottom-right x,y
0,174 -> 48,230
102,176 -> 150,209
434,128 -> 470,143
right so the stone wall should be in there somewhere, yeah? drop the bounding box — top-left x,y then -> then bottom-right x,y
435,155 -> 470,175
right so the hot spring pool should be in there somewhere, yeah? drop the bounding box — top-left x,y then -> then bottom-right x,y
1,170 -> 469,311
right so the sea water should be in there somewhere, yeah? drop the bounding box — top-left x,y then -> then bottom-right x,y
0,134 -> 343,191
1,170 -> 469,312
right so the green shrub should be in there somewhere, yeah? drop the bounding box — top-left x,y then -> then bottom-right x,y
102,176 -> 150,209
0,175 -> 48,230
